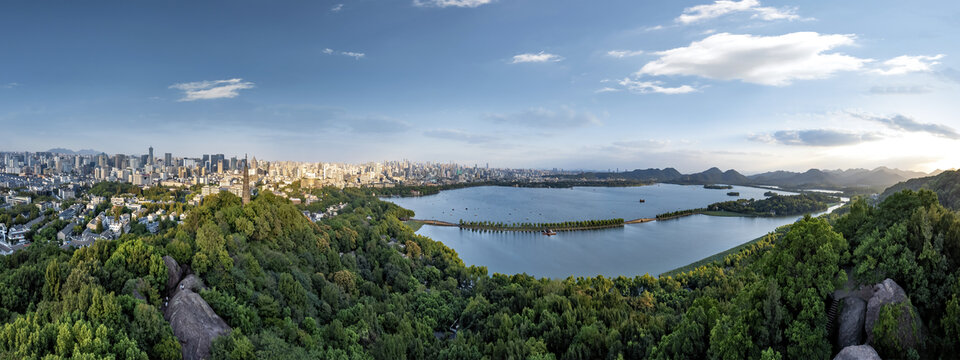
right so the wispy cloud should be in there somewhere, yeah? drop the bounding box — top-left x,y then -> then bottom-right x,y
638,32 -> 867,86
424,129 -> 497,144
484,107 -> 601,127
169,78 -> 254,101
330,4 -> 344,12
1,82 -> 18,89
323,48 -> 365,59
676,0 -> 801,24
869,85 -> 932,95
413,0 -> 493,8
849,111 -> 960,139
750,129 -> 882,146
606,50 -> 644,59
872,55 -> 945,76
617,78 -> 698,94
595,87 -> 621,93
511,52 -> 563,64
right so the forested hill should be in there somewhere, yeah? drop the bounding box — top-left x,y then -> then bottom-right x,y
880,169 -> 960,210
2,185 -> 960,358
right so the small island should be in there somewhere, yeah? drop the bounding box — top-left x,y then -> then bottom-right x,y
704,184 -> 734,189
655,193 -> 839,219
727,191 -> 740,196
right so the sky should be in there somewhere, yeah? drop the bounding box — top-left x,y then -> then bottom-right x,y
1,0 -> 959,173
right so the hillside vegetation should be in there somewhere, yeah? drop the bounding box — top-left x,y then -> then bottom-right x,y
0,185 -> 958,359
880,169 -> 960,210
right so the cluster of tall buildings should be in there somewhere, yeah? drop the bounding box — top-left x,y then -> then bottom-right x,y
0,148 -> 563,189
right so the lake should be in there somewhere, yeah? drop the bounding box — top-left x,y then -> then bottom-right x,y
384,184 -> 833,278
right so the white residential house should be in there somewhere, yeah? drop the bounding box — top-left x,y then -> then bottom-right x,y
111,196 -> 125,207
8,225 -> 28,243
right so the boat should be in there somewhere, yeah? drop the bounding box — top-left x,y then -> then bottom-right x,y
542,229 -> 557,236
638,199 -> 645,203
727,192 -> 740,196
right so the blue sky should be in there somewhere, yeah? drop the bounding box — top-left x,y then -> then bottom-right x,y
2,0 -> 959,173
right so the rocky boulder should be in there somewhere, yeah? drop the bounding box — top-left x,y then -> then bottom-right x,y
833,345 -> 881,360
838,297 -> 866,348
163,256 -> 182,293
865,278 -> 921,350
165,275 -> 231,360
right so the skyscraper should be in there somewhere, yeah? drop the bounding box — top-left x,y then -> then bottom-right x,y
148,146 -> 154,165
164,153 -> 172,166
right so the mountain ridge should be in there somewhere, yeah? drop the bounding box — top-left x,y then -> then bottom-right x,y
566,166 -> 937,191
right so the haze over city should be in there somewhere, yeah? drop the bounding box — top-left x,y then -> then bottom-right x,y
2,0 -> 959,172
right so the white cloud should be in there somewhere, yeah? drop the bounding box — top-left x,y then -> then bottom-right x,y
413,0 -> 493,8
676,0 -> 800,24
618,78 -> 698,94
595,87 -> 621,93
873,55 -> 945,76
1,82 -> 18,89
169,78 -> 254,101
606,50 -> 644,58
323,48 -> 365,59
638,32 -> 869,86
330,4 -> 344,12
511,51 -> 563,64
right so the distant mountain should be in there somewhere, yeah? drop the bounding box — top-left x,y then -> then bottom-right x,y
675,167 -> 749,185
567,166 -> 933,191
565,168 -> 683,182
749,169 -> 834,187
880,170 -> 960,210
747,167 -> 935,190
46,148 -> 103,155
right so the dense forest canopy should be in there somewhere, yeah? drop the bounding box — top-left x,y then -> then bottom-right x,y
0,184 -> 958,359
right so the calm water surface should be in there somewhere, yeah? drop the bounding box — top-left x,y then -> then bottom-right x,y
386,184 -> 794,223
383,184 -> 834,278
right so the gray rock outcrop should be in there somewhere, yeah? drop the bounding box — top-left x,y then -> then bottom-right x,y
165,274 -> 231,360
864,278 -> 921,347
163,255 -> 182,294
837,297 -> 866,348
833,345 -> 881,360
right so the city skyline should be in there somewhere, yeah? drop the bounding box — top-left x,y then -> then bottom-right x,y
2,0 -> 959,172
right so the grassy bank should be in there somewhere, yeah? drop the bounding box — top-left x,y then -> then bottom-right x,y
403,220 -> 425,232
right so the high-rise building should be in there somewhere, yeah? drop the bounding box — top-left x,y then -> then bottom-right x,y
164,153 -> 172,166
148,146 -> 154,165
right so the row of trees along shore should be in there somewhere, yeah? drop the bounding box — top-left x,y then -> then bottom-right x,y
458,218 -> 625,232
655,208 -> 706,220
